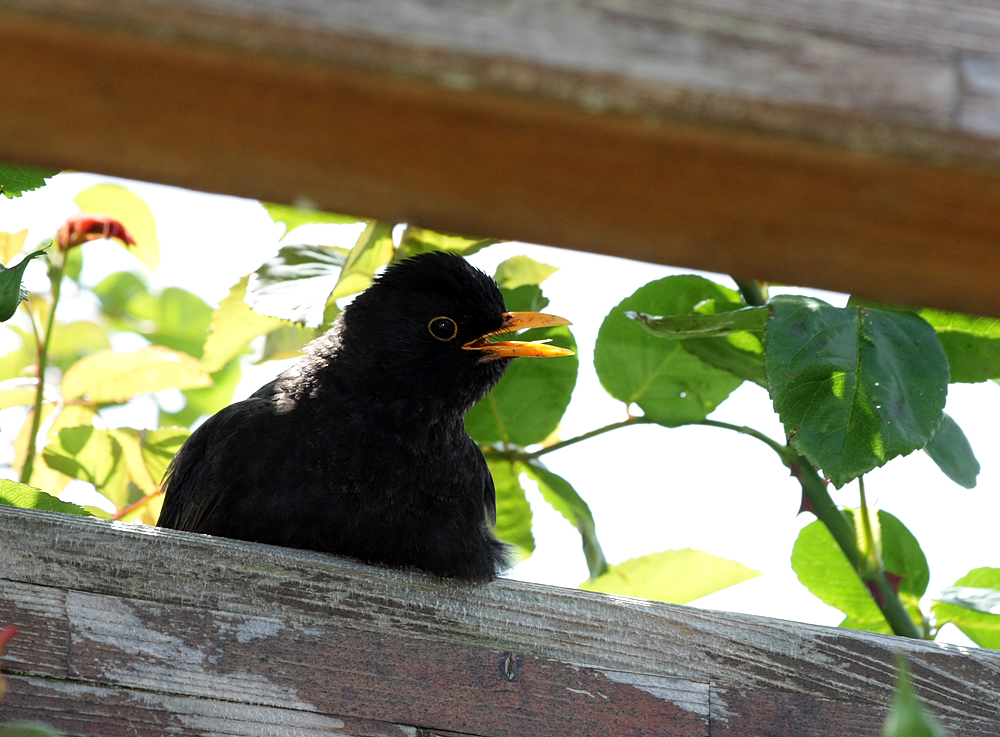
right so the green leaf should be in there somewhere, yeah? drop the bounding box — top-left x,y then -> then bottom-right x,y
141,427 -> 192,486
594,276 -> 745,426
124,287 -> 213,359
791,510 -> 928,625
93,271 -> 149,321
0,479 -> 91,516
330,221 -> 395,301
0,163 -> 58,198
580,549 -> 761,604
259,324 -> 323,363
465,283 -> 578,446
48,320 -> 111,372
201,276 -> 287,373
160,357 -> 242,427
628,305 -> 768,338
488,459 -> 534,559
765,297 -> 949,487
932,568 -> 1000,649
523,459 -> 608,580
628,304 -> 767,387
494,255 -> 558,291
61,346 -> 212,404
922,413 -> 979,489
73,184 -> 159,270
0,248 -> 47,322
42,426 -> 128,509
397,226 -> 501,259
262,202 -> 361,234
849,297 -> 1000,384
246,244 -> 347,327
0,229 -> 28,264
883,655 -> 951,737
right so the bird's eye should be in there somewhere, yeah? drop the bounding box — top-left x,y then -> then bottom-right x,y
428,316 -> 458,342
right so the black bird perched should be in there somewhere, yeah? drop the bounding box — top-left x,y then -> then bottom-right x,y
158,251 -> 573,582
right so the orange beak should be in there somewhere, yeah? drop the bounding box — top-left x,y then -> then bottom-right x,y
462,312 -> 575,358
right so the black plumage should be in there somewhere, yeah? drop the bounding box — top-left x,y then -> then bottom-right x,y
157,252 -> 572,582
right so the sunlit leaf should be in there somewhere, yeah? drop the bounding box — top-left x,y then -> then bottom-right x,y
92,271 -> 149,322
465,280 -> 577,446
0,380 -> 36,408
49,320 -> 111,371
0,248 -> 47,322
0,229 -> 28,265
201,276 -> 287,373
262,202 -> 361,234
494,255 -> 558,291
160,357 -> 241,427
61,346 -> 211,404
883,655 -> 951,737
247,244 -> 347,326
73,184 -> 159,270
0,478 -> 91,516
141,427 -> 192,487
125,287 -> 213,359
259,324 -> 322,363
488,458 -> 534,559
16,403 -> 97,494
523,460 -> 607,580
932,568 -> 1000,649
595,276 -> 744,426
110,428 -> 158,496
766,297 -> 949,488
397,226 -> 500,259
330,221 -> 395,301
792,510 -> 928,626
581,549 -> 761,604
42,426 -> 128,509
0,163 -> 58,199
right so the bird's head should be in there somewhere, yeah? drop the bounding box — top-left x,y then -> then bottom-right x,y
336,251 -> 573,412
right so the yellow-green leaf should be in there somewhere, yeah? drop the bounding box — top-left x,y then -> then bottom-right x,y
494,255 -> 558,291
42,426 -> 128,509
581,548 -> 761,604
0,229 -> 28,265
202,276 -> 287,373
330,221 -> 395,301
262,202 -> 361,235
141,427 -> 191,486
74,184 -> 159,270
61,346 -> 211,404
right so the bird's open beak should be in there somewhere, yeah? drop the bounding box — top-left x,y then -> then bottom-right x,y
462,312 -> 575,358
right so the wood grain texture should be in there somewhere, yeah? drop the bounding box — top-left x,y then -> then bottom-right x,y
2,1 -> 1000,316
1,505 -> 999,735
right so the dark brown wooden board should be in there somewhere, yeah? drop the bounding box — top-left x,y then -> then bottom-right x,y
1,506 -> 998,736
3,1 -> 1000,316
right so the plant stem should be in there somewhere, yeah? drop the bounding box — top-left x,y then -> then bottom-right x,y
482,416 -> 654,462
696,420 -> 921,639
21,259 -> 64,485
734,279 -> 768,307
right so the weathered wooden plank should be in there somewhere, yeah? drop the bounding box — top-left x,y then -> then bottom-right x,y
1,505 -> 999,736
2,1 -> 1000,316
1,675 -> 435,737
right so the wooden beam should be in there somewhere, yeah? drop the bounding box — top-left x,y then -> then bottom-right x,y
2,1 -> 1000,315
1,506 -> 998,736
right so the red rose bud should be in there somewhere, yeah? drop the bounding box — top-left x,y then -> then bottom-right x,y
57,214 -> 137,251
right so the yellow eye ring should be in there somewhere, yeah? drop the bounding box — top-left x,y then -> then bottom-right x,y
428,316 -> 458,342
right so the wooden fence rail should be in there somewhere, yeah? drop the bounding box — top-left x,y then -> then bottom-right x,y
1,505 -> 998,736
2,0 -> 1000,315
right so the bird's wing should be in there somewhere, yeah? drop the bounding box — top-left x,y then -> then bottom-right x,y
157,397 -> 271,532
479,449 -> 497,526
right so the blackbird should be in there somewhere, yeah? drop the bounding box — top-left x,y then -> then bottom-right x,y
158,251 -> 573,582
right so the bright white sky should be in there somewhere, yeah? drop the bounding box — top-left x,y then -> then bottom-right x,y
2,172 -> 997,646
